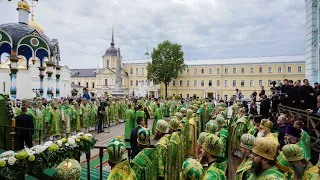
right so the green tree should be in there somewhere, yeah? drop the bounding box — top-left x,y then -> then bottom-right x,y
147,40 -> 187,99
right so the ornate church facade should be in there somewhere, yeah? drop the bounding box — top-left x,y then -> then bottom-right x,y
0,0 -> 71,99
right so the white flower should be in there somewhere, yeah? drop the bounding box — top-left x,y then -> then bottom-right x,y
65,143 -> 69,146
76,133 -> 84,137
56,140 -> 62,146
67,138 -> 75,145
31,145 -> 47,154
8,156 -> 16,165
44,141 -> 53,146
0,151 -> 15,158
25,148 -> 34,156
84,133 -> 93,137
71,135 -> 76,139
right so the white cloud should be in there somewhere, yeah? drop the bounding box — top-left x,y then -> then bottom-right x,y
0,0 -> 305,68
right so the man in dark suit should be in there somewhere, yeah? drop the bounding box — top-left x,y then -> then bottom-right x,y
15,106 -> 34,150
130,116 -> 145,159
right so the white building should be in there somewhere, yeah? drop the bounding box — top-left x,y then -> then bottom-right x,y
305,0 -> 319,83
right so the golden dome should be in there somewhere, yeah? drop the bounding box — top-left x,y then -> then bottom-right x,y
28,14 -> 44,32
17,0 -> 30,12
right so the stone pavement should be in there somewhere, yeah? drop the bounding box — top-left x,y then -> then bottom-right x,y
80,119 -> 154,170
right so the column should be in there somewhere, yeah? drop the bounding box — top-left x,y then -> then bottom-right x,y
55,66 -> 61,98
39,67 -> 46,97
9,55 -> 19,99
46,61 -> 55,100
9,50 -> 19,99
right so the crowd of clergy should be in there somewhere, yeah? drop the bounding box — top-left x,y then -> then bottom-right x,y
12,96 -> 320,179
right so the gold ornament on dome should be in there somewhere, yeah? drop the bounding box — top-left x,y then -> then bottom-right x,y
17,0 -> 30,12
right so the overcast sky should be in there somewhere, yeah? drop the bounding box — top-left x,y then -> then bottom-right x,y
0,0 -> 305,68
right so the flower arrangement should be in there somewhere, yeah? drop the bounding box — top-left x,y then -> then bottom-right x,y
0,133 -> 97,180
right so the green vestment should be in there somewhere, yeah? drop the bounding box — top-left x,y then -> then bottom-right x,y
247,166 -> 285,180
80,104 -> 90,128
124,109 -> 135,139
169,132 -> 182,180
108,160 -> 136,180
71,106 -> 81,132
45,107 -> 61,137
32,108 -> 44,141
156,134 -> 171,180
298,131 -> 311,161
235,156 -> 253,180
152,108 -> 163,135
131,147 -> 158,180
203,163 -> 226,180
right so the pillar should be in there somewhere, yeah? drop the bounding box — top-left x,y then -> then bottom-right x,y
9,55 -> 19,99
46,60 -> 55,99
39,67 -> 46,97
55,66 -> 61,98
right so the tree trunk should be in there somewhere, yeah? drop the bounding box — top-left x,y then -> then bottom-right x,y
165,82 -> 168,99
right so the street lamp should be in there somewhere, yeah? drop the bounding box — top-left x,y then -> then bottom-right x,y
32,88 -> 40,97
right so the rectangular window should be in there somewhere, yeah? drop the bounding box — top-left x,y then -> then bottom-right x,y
209,69 -> 212,74
105,79 -> 108,85
268,80 -> 272,86
179,80 -> 183,87
187,80 -> 190,86
136,80 -> 138,86
201,80 -> 205,87
278,67 -> 282,73
86,82 -> 89,88
136,68 -> 138,75
187,69 -> 190,74
250,80 -> 254,87
268,67 -> 272,73
241,68 -> 245,73
92,82 -> 95,88
78,82 -> 80,86
259,80 -> 263,87
217,68 -> 220,74
141,80 -> 144,85
241,80 -> 245,87
130,68 -> 133,74
194,80 -> 197,86
72,82 -> 75,84
287,66 -> 292,73
201,69 -> 205,74
232,80 -> 236,87
259,67 -> 263,73
298,66 -> 302,72
142,67 -> 145,75
217,80 -> 220,86
130,80 -> 133,86
186,94 -> 190,98
277,80 -> 281,85
194,69 -> 198,74
224,68 -> 228,74
224,80 -> 228,87
209,80 -> 212,86
224,95 -> 228,101
232,68 -> 236,73
172,80 -> 176,86
250,67 -> 254,73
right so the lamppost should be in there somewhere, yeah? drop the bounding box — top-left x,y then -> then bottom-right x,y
32,88 -> 40,97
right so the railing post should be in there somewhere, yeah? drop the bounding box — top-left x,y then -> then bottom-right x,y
99,148 -> 103,180
86,151 -> 91,180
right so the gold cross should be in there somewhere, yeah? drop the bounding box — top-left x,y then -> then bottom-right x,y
30,1 -> 36,14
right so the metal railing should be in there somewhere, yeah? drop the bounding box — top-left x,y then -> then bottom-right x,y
278,104 -> 320,153
83,145 -> 131,180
